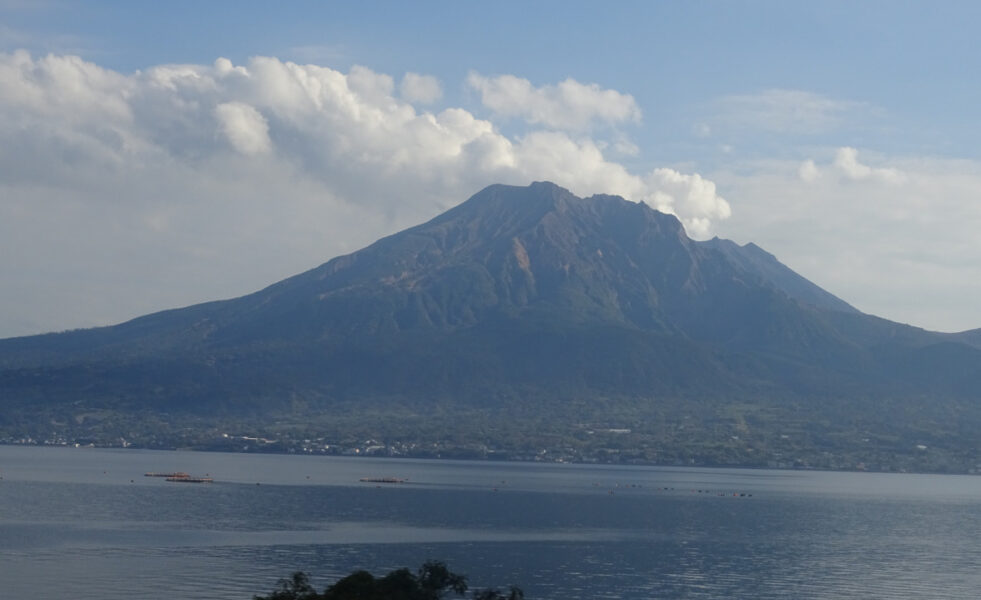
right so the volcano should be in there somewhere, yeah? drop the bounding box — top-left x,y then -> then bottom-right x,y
2,182 -> 979,469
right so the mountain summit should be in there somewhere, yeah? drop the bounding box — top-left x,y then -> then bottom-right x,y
2,182 -> 979,470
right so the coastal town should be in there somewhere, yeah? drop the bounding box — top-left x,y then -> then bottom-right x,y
4,425 -> 978,476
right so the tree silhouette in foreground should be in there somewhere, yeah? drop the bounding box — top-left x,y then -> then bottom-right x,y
255,561 -> 523,600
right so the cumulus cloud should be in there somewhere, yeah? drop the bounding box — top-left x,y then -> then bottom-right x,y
643,169 -> 732,238
346,64 -> 396,105
215,102 -> 271,155
400,72 -> 442,104
466,72 -> 642,131
0,51 -> 728,336
504,131 -> 729,236
833,147 -> 906,183
0,50 -> 131,122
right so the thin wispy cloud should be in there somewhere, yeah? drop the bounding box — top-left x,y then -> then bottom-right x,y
285,44 -> 349,65
710,89 -> 869,135
0,0 -> 61,12
0,24 -> 92,56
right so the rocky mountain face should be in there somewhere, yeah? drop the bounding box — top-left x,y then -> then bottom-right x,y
1,182 -> 979,469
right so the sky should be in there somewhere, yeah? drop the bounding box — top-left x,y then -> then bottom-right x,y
2,0 -> 980,337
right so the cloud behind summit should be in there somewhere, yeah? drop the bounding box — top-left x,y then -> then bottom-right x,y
0,51 -> 729,336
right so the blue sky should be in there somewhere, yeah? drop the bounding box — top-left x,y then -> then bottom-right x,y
2,0 -> 980,335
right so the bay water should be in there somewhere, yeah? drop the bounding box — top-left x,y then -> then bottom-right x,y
1,445 -> 980,599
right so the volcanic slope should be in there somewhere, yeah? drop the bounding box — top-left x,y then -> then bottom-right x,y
2,182 -> 980,449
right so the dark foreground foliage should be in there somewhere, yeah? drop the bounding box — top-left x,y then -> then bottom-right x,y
255,561 -> 523,600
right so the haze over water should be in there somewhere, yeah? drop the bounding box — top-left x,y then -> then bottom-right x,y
2,446 -> 980,599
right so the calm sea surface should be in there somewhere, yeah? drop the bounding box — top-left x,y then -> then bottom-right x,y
1,446 -> 980,599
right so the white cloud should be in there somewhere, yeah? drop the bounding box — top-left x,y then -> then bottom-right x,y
713,154 -> 981,332
643,169 -> 732,238
833,147 -> 906,183
798,159 -> 819,182
400,72 -> 442,104
0,50 -> 132,122
346,64 -> 396,105
466,72 -> 642,131
0,51 -> 728,336
215,102 -> 271,155
504,131 -> 729,237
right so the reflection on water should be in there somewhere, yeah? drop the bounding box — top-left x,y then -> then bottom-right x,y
1,446 -> 981,599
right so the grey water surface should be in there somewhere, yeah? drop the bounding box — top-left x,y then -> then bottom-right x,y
1,445 -> 980,599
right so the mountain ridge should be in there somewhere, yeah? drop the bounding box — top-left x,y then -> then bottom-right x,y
2,182 -> 979,471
